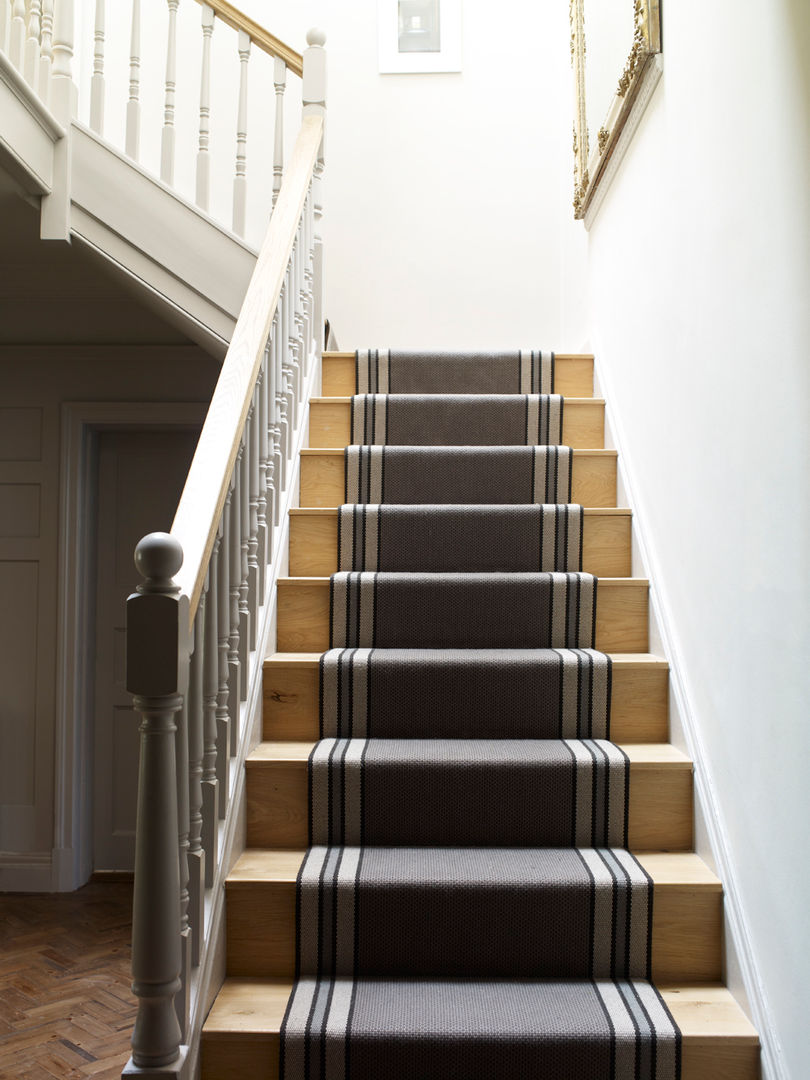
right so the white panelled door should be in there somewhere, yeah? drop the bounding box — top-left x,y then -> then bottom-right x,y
92,428 -> 199,872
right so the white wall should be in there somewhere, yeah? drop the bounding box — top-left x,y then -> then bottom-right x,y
75,0 -> 577,349
574,2 -> 810,1077
267,0 -> 575,347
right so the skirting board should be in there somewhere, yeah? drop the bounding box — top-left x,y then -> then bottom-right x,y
0,850 -> 52,891
593,355 -> 785,1080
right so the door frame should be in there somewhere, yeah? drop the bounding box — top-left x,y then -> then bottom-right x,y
54,402 -> 206,891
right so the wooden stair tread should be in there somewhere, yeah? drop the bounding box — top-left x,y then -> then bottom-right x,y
323,352 -> 597,360
202,977 -> 758,1044
264,651 -> 669,668
247,740 -> 691,767
227,848 -> 717,888
308,398 -> 605,450
300,447 -> 618,456
289,506 -> 632,516
275,576 -> 650,654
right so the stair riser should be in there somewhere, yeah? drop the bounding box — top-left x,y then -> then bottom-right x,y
244,759 -> 693,851
276,578 -> 650,653
263,659 -> 669,743
309,398 -> 605,450
288,510 -> 632,577
200,1034 -> 760,1080
300,449 -> 618,508
225,878 -> 721,984
322,354 -> 596,398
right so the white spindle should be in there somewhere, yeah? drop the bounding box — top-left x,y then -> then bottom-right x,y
227,468 -> 241,728
24,0 -> 42,87
216,496 -> 232,816
89,0 -> 105,134
272,57 -> 286,208
238,431 -> 250,693
126,0 -> 141,158
202,547 -> 219,885
232,29 -> 250,236
161,0 -> 179,185
9,0 -> 25,70
38,0 -> 53,102
50,0 -> 76,121
186,594 -> 205,966
247,385 -> 261,638
196,3 -> 214,210
0,0 -> 9,55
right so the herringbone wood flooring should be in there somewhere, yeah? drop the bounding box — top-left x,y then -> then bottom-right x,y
0,883 -> 136,1080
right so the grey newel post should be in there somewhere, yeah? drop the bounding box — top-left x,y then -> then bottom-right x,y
124,532 -> 190,1079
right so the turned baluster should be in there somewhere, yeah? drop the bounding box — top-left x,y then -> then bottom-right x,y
186,592 -> 205,966
9,0 -> 25,70
126,533 -> 188,1073
238,430 -> 251,693
201,539 -> 220,876
274,309 -> 288,507
294,226 -> 306,386
38,0 -> 53,102
161,0 -> 180,186
125,0 -> 141,158
89,0 -> 105,133
304,29 -> 327,357
175,638 -> 191,1041
256,356 -> 270,587
269,325 -> 282,523
247,385 -> 261,636
227,463 -> 241,730
232,29 -> 250,236
24,0 -> 42,89
283,266 -> 297,455
217,493 -> 232,816
196,3 -> 214,210
302,191 -> 315,362
272,57 -> 286,208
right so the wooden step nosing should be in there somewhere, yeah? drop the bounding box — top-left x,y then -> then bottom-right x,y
264,651 -> 670,669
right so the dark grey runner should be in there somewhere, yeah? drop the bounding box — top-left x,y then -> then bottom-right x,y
281,977 -> 681,1080
350,394 -> 563,446
320,647 -> 612,739
330,571 -> 597,649
345,444 -> 573,504
337,504 -> 583,572
296,845 -> 651,979
356,348 -> 554,394
309,737 -> 628,848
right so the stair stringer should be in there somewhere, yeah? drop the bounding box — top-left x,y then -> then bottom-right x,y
594,356 -> 780,1080
183,349 -> 322,1080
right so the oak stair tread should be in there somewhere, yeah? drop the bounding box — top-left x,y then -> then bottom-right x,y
226,847 -> 717,887
264,650 -> 669,668
201,979 -> 760,1080
246,740 -> 692,768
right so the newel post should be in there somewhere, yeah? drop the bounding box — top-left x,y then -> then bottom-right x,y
123,533 -> 190,1079
303,28 -> 326,358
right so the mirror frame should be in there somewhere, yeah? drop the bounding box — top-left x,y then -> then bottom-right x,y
570,0 -> 662,220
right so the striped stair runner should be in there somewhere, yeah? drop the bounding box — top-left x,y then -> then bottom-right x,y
279,349 -> 681,1079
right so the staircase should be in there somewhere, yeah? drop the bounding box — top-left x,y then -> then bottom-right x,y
200,350 -> 760,1078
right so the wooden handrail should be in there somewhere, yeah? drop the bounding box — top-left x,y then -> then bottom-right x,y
192,0 -> 303,76
171,113 -> 322,619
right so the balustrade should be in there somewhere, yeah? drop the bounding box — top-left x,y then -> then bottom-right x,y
122,27 -> 324,1077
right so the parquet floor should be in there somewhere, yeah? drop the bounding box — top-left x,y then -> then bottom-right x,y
0,882 -> 136,1080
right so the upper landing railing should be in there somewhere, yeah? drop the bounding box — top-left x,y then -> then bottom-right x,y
0,0 -> 307,239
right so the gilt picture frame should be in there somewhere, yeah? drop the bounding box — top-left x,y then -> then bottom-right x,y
571,0 -> 662,221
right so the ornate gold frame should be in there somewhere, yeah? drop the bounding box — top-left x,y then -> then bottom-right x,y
570,0 -> 661,219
